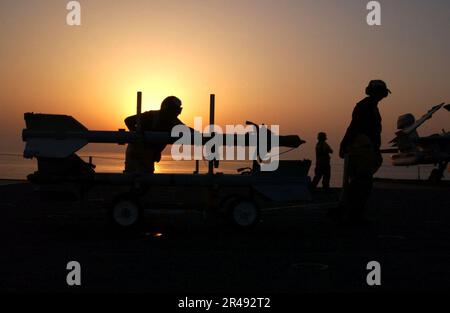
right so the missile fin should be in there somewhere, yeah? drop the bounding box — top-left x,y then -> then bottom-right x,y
24,138 -> 88,159
24,113 -> 88,131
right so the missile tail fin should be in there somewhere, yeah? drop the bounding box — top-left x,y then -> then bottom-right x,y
24,138 -> 88,159
24,113 -> 88,132
23,113 -> 88,159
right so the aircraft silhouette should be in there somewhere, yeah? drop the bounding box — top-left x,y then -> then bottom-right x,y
382,103 -> 450,182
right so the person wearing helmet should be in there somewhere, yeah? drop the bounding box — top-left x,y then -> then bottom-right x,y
311,132 -> 333,190
330,80 -> 391,225
124,96 -> 185,173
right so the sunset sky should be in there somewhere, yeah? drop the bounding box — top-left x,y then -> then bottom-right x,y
0,0 -> 449,162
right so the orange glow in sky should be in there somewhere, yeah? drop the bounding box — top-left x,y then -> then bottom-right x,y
0,0 -> 449,161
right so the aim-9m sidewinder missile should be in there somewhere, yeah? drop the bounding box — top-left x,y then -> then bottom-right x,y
22,93 -> 304,159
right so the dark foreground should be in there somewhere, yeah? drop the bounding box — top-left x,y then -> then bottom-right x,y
0,179 -> 449,292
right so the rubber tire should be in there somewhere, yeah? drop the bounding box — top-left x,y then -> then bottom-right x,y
108,196 -> 142,230
227,199 -> 260,229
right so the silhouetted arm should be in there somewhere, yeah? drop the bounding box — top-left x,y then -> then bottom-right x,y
340,104 -> 363,157
173,118 -> 198,134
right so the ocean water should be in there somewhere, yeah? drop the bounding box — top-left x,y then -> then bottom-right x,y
0,152 -> 446,187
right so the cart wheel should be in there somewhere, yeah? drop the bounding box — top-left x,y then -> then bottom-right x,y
109,198 -> 141,228
228,199 -> 260,228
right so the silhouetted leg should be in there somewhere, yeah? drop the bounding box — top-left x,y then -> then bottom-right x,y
311,167 -> 323,189
124,143 -> 155,174
322,163 -> 331,189
345,146 -> 375,222
137,157 -> 155,174
335,155 -> 353,221
329,158 -> 349,221
124,144 -> 136,173
347,174 -> 373,221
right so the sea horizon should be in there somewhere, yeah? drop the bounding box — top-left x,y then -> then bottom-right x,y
1,151 -> 446,187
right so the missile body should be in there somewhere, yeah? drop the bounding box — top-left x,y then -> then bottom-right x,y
22,113 -> 303,158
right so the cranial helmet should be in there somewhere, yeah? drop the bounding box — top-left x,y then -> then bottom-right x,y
161,96 -> 182,113
365,80 -> 391,97
318,132 -> 327,141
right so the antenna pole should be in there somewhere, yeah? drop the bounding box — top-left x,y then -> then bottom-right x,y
136,91 -> 142,133
208,94 -> 215,175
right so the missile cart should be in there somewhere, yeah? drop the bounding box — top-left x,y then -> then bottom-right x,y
22,94 -> 313,229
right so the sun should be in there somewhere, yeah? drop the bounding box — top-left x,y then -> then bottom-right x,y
118,76 -> 193,115
92,63 -> 206,130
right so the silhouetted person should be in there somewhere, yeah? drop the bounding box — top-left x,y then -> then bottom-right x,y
330,80 -> 391,225
124,96 -> 185,173
311,132 -> 333,190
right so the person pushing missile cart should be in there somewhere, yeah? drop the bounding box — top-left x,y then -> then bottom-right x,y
123,95 -> 191,174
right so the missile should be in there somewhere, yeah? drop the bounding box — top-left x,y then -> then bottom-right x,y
22,112 -> 304,159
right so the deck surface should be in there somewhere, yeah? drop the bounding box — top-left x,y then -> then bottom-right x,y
0,179 -> 449,292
